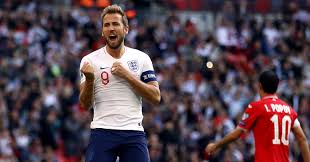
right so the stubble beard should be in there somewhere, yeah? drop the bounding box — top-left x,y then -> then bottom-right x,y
105,35 -> 125,49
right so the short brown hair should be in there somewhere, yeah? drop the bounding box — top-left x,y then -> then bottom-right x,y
101,4 -> 128,27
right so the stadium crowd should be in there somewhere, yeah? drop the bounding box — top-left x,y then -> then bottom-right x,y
0,0 -> 310,162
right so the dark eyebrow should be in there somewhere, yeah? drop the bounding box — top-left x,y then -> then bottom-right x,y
112,22 -> 120,25
104,21 -> 120,25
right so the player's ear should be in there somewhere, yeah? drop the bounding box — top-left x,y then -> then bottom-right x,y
124,26 -> 129,34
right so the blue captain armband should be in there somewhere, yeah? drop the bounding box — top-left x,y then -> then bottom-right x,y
141,70 -> 157,83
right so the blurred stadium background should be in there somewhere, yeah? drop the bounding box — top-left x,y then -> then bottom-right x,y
0,0 -> 310,162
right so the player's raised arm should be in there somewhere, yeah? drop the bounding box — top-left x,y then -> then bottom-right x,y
79,61 -> 95,109
291,120 -> 310,162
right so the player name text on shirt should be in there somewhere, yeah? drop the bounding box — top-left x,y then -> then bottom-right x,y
264,104 -> 291,114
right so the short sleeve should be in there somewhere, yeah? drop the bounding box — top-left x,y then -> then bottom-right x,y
291,109 -> 300,128
293,118 -> 301,128
140,54 -> 157,83
239,103 -> 262,131
79,57 -> 91,83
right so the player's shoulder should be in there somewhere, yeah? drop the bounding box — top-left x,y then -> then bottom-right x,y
125,46 -> 151,59
81,47 -> 104,61
243,100 -> 266,115
246,100 -> 261,109
276,99 -> 297,114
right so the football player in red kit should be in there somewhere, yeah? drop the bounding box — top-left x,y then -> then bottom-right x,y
205,70 -> 310,162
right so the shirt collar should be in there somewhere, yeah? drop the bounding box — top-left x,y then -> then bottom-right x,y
262,95 -> 278,100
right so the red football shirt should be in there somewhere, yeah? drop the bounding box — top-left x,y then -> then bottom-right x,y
238,95 -> 300,162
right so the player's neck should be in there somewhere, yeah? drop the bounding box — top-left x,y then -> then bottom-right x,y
106,45 -> 125,59
261,93 -> 277,99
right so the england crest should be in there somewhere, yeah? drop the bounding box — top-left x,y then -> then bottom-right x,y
127,60 -> 139,72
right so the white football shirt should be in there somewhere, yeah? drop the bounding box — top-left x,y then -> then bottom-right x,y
80,46 -> 156,131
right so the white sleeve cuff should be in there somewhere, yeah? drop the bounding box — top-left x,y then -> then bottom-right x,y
293,119 -> 300,128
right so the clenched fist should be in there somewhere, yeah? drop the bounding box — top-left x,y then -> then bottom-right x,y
111,61 -> 130,79
205,143 -> 217,155
81,62 -> 95,81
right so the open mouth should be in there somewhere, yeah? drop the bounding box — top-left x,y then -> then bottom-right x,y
109,35 -> 117,41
